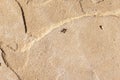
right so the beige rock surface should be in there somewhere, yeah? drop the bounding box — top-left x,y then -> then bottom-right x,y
1,0 -> 120,80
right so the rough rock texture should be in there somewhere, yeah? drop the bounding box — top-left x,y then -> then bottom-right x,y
1,0 -> 120,80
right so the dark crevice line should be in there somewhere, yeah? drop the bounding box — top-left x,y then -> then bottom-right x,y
26,0 -> 32,4
15,0 -> 27,33
0,48 -> 8,67
0,48 -> 22,80
79,0 -> 85,13
26,0 -> 29,4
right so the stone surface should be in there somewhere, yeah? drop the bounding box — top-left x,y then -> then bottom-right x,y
1,0 -> 120,80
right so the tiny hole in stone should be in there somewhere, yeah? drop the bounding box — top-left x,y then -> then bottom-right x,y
99,25 -> 103,30
61,28 -> 67,33
0,63 -> 1,66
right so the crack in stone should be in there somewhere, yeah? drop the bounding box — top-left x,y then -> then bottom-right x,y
0,48 -> 9,67
15,0 -> 27,33
0,48 -> 22,80
26,0 -> 33,4
79,0 -> 85,13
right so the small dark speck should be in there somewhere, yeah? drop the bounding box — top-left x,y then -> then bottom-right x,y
99,25 -> 103,30
61,28 -> 67,33
0,63 -> 1,66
